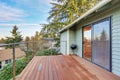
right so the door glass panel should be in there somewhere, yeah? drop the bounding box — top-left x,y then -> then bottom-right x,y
92,18 -> 110,70
83,26 -> 92,61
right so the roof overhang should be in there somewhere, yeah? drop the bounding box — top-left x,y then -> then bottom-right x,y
59,0 -> 112,33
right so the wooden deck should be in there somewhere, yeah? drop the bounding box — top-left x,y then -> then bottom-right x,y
18,55 -> 120,80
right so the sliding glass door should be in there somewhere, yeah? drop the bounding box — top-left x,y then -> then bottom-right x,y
92,18 -> 111,70
83,18 -> 111,71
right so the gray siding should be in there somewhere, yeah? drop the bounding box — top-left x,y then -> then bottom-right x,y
69,30 -> 76,54
74,5 -> 120,76
112,9 -> 120,76
60,31 -> 67,55
75,27 -> 82,57
60,2 -> 120,76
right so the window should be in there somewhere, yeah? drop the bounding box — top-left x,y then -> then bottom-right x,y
5,59 -> 11,64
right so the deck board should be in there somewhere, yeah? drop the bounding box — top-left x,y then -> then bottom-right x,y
18,55 -> 120,80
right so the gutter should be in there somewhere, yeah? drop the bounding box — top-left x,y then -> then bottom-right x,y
59,0 -> 112,33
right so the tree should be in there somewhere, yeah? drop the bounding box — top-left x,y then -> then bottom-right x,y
40,0 -> 101,47
24,31 -> 48,55
0,38 -> 5,43
40,20 -> 65,39
5,25 -> 23,48
100,29 -> 107,41
48,0 -> 101,24
41,0 -> 101,39
25,36 -> 30,42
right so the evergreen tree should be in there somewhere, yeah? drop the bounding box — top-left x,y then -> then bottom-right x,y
0,38 -> 5,43
5,25 -> 23,48
100,29 -> 107,41
25,36 -> 30,42
41,0 -> 101,40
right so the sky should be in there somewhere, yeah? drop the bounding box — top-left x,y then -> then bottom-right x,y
0,0 -> 53,39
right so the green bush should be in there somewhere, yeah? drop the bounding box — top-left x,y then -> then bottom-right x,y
0,58 -> 28,80
36,49 -> 58,56
25,51 -> 32,57
25,51 -> 33,61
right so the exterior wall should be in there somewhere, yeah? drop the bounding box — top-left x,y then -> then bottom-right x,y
66,30 -> 70,54
60,2 -> 120,76
111,8 -> 120,76
0,57 -> 25,70
0,59 -> 13,70
75,27 -> 82,57
60,31 -> 67,55
60,29 -> 76,55
69,29 -> 76,54
74,4 -> 120,76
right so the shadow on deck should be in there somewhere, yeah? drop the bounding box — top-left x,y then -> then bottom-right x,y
17,55 -> 120,80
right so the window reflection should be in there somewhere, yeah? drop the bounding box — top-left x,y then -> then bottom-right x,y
92,19 -> 110,70
83,26 -> 91,61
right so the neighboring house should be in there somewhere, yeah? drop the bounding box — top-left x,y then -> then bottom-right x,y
60,0 -> 120,76
0,48 -> 26,70
43,38 -> 57,49
0,47 -> 5,50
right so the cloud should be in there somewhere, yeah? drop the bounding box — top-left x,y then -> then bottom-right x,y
0,2 -> 27,22
0,0 -> 54,23
0,23 -> 43,27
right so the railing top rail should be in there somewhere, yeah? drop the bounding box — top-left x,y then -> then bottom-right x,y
0,42 -> 28,47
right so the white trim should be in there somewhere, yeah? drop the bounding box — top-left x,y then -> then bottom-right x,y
67,29 -> 70,55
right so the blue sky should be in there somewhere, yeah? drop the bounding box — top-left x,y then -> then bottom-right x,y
0,0 -> 53,39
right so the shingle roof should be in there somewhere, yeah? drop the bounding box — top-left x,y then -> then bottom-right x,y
0,48 -> 26,61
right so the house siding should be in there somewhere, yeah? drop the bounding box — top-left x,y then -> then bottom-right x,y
73,5 -> 120,76
112,8 -> 120,76
60,1 -> 120,76
75,27 -> 82,57
0,59 -> 13,70
69,29 -> 76,54
60,31 -> 67,55
60,29 -> 76,54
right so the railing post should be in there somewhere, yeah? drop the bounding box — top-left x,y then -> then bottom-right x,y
26,42 -> 29,51
13,44 -> 16,80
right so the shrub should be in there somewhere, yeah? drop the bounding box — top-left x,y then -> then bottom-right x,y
25,51 -> 32,57
36,49 -> 58,56
0,58 -> 28,80
25,51 -> 33,61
